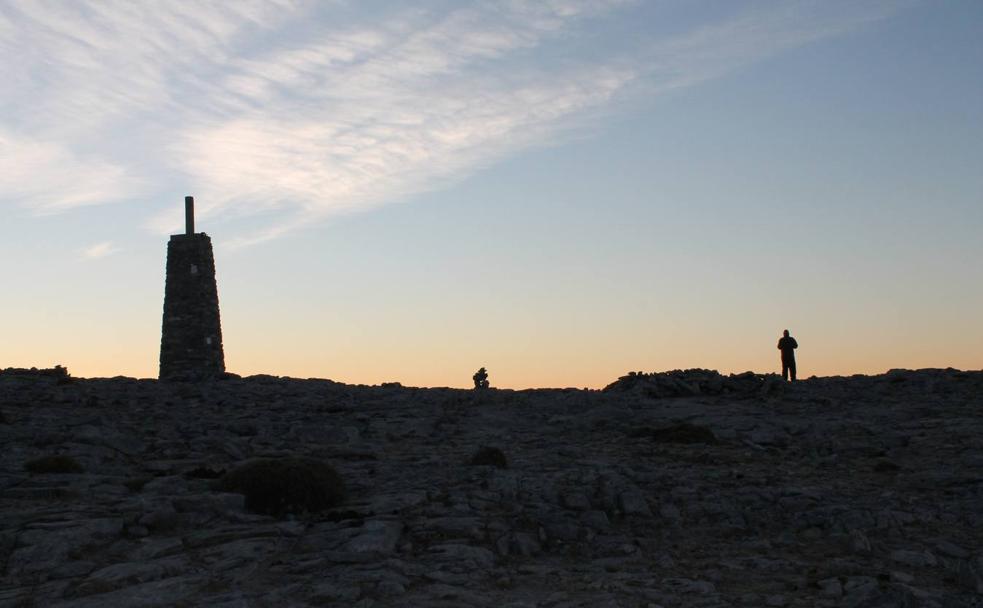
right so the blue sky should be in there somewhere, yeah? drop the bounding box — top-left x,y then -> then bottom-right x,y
1,0 -> 981,385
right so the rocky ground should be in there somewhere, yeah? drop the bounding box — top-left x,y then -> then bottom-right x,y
1,367 -> 981,607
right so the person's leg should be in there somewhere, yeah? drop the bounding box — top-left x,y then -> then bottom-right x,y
782,362 -> 789,381
790,360 -> 797,382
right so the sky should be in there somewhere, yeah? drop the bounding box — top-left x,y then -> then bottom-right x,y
1,0 -> 981,388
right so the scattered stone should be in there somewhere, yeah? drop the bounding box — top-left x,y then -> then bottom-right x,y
629,423 -> 718,444
890,571 -> 914,584
429,544 -> 496,569
75,560 -> 179,596
618,490 -> 652,516
935,540 -> 970,559
377,579 -> 405,596
139,504 -> 181,532
850,529 -> 872,554
659,503 -> 681,521
890,549 -> 937,568
346,520 -> 404,554
1,368 -> 981,606
662,578 -> 716,594
561,491 -> 591,511
509,532 -> 541,556
818,577 -> 842,597
580,510 -> 611,530
956,560 -> 983,593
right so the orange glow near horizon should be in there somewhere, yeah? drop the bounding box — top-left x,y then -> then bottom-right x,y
4,308 -> 979,388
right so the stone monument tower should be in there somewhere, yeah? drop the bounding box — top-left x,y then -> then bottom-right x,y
159,196 -> 225,380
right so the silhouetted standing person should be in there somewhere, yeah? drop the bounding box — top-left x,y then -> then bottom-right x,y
777,329 -> 798,382
473,367 -> 489,390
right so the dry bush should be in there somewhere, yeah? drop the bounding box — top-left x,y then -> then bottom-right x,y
24,455 -> 84,474
469,446 -> 508,469
214,457 -> 346,516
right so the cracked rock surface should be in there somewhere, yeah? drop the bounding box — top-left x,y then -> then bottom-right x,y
1,367 -> 981,607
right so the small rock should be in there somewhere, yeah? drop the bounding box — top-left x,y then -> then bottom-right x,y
818,577 -> 842,597
141,475 -> 188,495
542,519 -> 580,541
843,576 -> 878,593
850,529 -> 872,554
662,578 -> 715,594
376,580 -> 405,596
510,533 -> 541,556
139,504 -> 180,532
580,510 -> 611,530
311,582 -> 361,602
346,520 -> 403,554
51,560 -> 97,579
619,490 -> 652,516
77,561 -> 171,596
935,540 -> 970,559
561,491 -> 591,511
429,543 -> 496,569
659,503 -> 681,521
956,560 -> 983,593
890,571 -> 914,584
890,549 -> 937,567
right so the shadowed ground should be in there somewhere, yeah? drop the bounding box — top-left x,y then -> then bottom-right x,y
0,368 -> 981,607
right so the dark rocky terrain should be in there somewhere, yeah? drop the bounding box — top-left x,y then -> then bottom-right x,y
1,367 -> 981,607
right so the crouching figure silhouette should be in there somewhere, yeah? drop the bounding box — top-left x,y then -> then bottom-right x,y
473,367 -> 489,390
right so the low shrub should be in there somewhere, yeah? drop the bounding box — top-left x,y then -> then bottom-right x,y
185,466 -> 226,479
24,455 -> 84,474
469,446 -> 508,469
214,457 -> 346,516
124,477 -> 152,493
874,459 -> 901,473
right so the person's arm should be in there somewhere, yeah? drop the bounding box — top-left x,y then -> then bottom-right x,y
792,339 -> 798,349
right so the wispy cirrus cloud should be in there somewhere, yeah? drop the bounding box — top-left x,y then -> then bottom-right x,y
641,0 -> 912,92
0,129 -> 141,213
81,240 -> 119,259
0,0 -> 908,246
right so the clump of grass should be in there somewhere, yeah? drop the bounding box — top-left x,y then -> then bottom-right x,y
214,457 -> 346,517
469,446 -> 508,469
24,455 -> 84,474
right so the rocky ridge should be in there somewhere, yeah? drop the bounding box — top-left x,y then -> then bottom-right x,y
1,367 -> 982,607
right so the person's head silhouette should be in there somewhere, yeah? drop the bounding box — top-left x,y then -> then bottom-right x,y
783,329 -> 790,337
